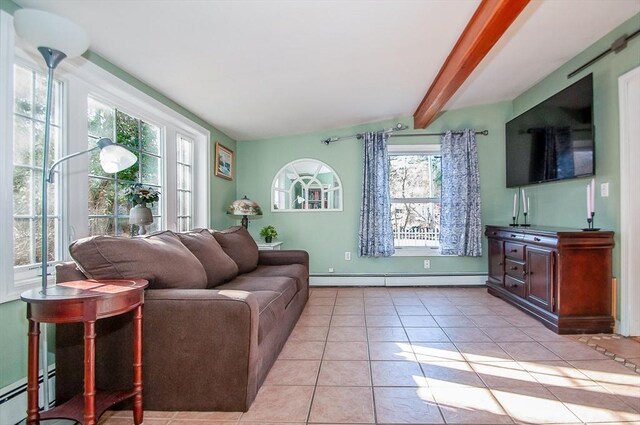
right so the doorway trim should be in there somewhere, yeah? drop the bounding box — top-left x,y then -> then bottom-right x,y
618,65 -> 640,336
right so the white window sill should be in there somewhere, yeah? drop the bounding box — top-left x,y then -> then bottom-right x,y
393,247 -> 450,257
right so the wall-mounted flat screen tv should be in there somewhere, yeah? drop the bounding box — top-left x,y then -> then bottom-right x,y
505,74 -> 594,188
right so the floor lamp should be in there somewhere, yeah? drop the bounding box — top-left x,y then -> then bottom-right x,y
14,9 -> 137,410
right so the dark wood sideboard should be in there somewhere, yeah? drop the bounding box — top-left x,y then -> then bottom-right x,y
485,225 -> 614,334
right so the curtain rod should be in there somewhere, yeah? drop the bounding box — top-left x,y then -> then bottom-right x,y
321,126 -> 488,145
567,28 -> 640,79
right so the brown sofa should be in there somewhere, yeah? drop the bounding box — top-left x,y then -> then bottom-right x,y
53,226 -> 309,412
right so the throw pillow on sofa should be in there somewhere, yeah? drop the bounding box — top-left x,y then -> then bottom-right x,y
212,226 -> 259,274
177,229 -> 239,287
69,230 -> 208,289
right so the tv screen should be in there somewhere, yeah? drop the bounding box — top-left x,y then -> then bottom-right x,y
506,74 -> 594,188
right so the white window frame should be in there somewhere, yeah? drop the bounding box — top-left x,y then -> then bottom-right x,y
12,60 -> 65,282
86,96 -> 166,236
388,144 -> 446,257
176,133 -> 195,232
0,10 -> 210,303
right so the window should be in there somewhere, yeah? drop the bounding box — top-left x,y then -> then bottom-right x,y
1,10 -> 210,302
176,134 -> 193,231
271,159 -> 343,211
388,145 -> 441,254
13,63 -> 62,273
87,97 -> 162,236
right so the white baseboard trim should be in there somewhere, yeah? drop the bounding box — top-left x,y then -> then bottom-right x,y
0,365 -> 55,425
310,276 -> 386,286
310,274 -> 487,287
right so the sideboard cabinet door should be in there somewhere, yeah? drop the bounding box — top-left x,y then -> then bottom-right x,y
525,246 -> 554,312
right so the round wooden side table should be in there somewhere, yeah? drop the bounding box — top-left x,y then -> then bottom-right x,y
21,278 -> 148,425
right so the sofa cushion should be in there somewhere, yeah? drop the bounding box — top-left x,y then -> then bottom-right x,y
177,229 -> 239,287
212,226 -> 259,274
217,276 -> 297,307
69,230 -> 207,289
245,264 -> 308,293
251,291 -> 287,343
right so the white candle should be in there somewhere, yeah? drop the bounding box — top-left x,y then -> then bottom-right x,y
586,184 -> 591,218
590,178 -> 595,216
521,189 -> 527,213
512,193 -> 517,217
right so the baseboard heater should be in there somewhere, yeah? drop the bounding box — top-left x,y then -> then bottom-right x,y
0,367 -> 55,425
309,272 -> 487,287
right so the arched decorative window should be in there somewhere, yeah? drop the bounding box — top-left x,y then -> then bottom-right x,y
271,159 -> 343,211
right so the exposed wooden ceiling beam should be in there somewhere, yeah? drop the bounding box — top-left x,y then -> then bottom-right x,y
413,0 -> 530,129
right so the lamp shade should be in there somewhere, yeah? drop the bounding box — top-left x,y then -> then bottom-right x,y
227,196 -> 263,217
14,9 -> 90,58
97,138 -> 138,174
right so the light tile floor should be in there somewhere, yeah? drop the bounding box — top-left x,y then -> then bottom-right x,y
94,286 -> 640,424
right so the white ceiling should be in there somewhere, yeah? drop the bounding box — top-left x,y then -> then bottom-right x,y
14,0 -> 640,141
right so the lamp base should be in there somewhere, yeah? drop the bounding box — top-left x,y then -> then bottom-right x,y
241,216 -> 248,228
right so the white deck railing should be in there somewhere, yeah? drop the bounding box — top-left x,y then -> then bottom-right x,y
393,227 -> 440,247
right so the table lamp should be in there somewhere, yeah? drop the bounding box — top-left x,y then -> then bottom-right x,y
227,196 -> 263,228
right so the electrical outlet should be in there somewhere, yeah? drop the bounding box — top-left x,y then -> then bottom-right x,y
601,182 -> 609,197
423,259 -> 431,269
328,267 -> 334,273
344,251 -> 351,261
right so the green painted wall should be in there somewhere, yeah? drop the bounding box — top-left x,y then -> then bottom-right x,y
237,13 -> 640,283
237,102 -> 513,275
0,0 -> 237,389
510,13 -> 640,313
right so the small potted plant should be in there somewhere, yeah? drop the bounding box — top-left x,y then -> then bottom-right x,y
123,183 -> 160,207
259,225 -> 278,243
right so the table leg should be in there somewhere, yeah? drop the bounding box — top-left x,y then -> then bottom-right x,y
132,305 -> 144,425
84,320 -> 97,425
26,319 -> 40,425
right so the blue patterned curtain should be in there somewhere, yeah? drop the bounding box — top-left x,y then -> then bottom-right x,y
440,129 -> 482,256
358,131 -> 395,257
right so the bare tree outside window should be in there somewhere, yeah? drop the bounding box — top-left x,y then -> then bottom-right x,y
389,151 -> 441,248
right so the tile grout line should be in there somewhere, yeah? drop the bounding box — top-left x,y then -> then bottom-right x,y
304,292 -> 334,425
364,290 -> 378,425
418,293 -> 448,425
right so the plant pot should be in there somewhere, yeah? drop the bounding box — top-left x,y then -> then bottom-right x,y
265,236 -> 273,243
129,204 -> 153,235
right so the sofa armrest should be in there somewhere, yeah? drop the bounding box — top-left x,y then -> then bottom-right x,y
56,288 -> 261,411
142,288 -> 260,410
55,261 -> 88,282
258,249 -> 309,270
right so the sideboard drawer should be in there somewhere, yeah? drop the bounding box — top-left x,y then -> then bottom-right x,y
505,242 -> 525,261
504,275 -> 526,298
523,233 -> 558,247
486,228 -> 524,241
505,259 -> 526,280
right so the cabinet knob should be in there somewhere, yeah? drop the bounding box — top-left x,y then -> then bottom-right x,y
492,232 -> 497,235
498,262 -> 504,266
534,237 -> 541,242
510,266 -> 518,270
510,248 -> 518,253
509,283 -> 519,288
510,234 -> 517,238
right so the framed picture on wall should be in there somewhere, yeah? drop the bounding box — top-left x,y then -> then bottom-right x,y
215,142 -> 234,180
